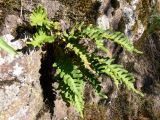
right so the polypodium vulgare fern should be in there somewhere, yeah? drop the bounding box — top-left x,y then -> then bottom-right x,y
30,4 -> 52,29
53,58 -> 84,116
27,30 -> 55,47
27,5 -> 144,117
82,24 -> 143,54
91,56 -> 143,96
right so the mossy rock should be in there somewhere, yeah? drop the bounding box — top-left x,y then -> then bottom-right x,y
82,103 -> 108,120
54,0 -> 101,24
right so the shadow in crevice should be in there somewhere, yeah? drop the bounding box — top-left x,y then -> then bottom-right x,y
85,1 -> 101,24
39,44 -> 56,119
11,24 -> 38,54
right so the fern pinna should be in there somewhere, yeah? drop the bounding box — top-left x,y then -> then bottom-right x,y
27,5 -> 143,117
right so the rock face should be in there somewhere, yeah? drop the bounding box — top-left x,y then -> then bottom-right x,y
0,0 -> 160,120
0,14 -> 43,119
0,36 -> 43,120
97,0 -> 160,119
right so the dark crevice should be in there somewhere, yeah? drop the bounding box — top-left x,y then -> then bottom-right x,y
38,43 -> 56,119
14,24 -> 57,119
85,1 -> 101,24
13,25 -> 38,54
110,0 -> 120,9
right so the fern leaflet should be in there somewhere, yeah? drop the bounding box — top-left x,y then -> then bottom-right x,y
82,25 -> 142,54
30,5 -> 52,29
92,57 -> 144,96
27,30 -> 55,47
53,60 -> 85,117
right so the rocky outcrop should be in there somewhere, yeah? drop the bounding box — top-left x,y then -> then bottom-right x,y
97,0 -> 160,119
0,35 -> 43,119
0,13 -> 44,120
0,0 -> 160,120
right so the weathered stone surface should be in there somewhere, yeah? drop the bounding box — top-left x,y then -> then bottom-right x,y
0,40 -> 43,120
0,13 -> 43,119
96,0 -> 160,119
1,15 -> 22,35
0,0 -> 160,120
105,0 -> 160,119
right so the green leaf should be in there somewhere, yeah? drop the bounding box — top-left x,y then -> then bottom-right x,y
27,30 -> 55,47
53,60 -> 85,117
0,37 -> 17,55
30,4 -> 52,29
82,25 -> 142,54
92,57 -> 144,96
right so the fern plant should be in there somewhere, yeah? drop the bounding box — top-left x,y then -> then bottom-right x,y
27,5 -> 143,117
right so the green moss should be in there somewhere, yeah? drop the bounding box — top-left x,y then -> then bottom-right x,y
115,93 -> 132,119
136,0 -> 151,28
139,98 -> 158,119
133,0 -> 156,57
54,0 -> 101,24
110,91 -> 160,119
82,103 -> 108,120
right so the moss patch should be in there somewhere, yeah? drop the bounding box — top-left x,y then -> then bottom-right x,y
54,0 -> 101,24
82,103 -> 108,120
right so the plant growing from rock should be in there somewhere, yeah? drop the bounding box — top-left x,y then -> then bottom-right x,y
2,4 -> 144,117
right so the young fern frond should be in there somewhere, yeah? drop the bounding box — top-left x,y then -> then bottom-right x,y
30,5 -> 52,29
53,60 -> 84,117
27,30 -> 55,47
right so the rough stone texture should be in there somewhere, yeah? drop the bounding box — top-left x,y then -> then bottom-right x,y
0,14 -> 43,119
0,43 -> 43,120
101,0 -> 160,119
41,0 -> 61,19
1,15 -> 22,35
0,0 -> 160,120
97,0 -> 160,119
97,0 -> 122,30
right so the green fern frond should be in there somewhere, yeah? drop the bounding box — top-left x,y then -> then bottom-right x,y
27,4 -> 144,118
92,57 -> 143,96
30,5 -> 52,29
62,23 -> 94,72
82,25 -> 142,54
27,30 -> 55,47
53,61 -> 85,117
63,23 -> 107,98
66,43 -> 94,72
82,25 -> 110,53
104,31 -> 142,54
